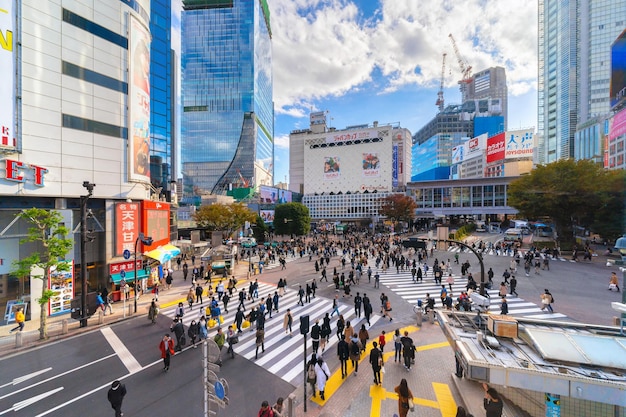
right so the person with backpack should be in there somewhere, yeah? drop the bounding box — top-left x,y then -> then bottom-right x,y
349,335 -> 362,375
306,354 -> 318,397
311,319 -> 321,354
400,330 -> 416,370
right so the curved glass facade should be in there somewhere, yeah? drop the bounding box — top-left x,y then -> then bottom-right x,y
181,0 -> 273,196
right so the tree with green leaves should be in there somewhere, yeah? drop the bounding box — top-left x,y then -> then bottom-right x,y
274,203 -> 311,236
11,208 -> 73,340
378,194 -> 417,231
193,202 -> 257,238
507,159 -> 625,248
252,214 -> 270,243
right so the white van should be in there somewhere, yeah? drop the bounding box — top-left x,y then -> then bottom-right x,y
475,221 -> 487,232
503,228 -> 522,242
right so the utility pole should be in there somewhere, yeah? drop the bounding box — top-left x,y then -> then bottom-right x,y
80,181 -> 95,328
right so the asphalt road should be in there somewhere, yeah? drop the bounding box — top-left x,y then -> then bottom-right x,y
0,233 -> 622,417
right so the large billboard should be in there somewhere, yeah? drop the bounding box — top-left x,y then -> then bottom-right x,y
0,0 -> 16,151
486,132 -> 506,163
129,16 -> 151,182
505,129 -> 534,159
611,28 -> 626,110
362,153 -> 380,177
452,134 -> 486,164
324,156 -> 340,180
260,209 -> 274,223
142,200 -> 170,249
259,185 -> 292,203
115,202 -> 141,256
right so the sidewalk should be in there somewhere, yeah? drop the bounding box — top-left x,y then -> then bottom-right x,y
0,257 -> 253,359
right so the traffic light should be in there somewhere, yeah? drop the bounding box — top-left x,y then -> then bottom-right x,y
300,314 -> 310,335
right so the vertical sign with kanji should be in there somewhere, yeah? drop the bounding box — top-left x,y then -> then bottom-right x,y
116,203 -> 140,256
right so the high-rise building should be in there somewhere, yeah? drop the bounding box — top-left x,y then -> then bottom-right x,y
149,0 -> 175,199
181,0 -> 274,198
465,67 -> 508,130
538,0 -> 626,164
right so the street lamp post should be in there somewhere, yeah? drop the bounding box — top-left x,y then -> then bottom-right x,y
134,233 -> 153,313
80,181 -> 95,328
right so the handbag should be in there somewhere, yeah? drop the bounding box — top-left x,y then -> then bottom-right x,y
408,398 -> 415,412
229,335 -> 239,345
180,335 -> 187,346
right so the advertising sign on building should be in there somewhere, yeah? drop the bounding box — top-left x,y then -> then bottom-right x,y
610,28 -> 626,110
260,209 -> 274,223
0,0 -> 16,151
324,156 -> 340,180
310,111 -> 326,125
392,145 -> 398,187
129,16 -> 151,183
48,260 -> 74,316
142,200 -> 170,249
486,132 -> 506,163
505,129 -> 534,159
609,107 -> 626,141
362,153 -> 380,177
259,186 -> 292,203
467,133 -> 486,159
115,202 -> 140,256
451,144 -> 465,164
326,129 -> 374,144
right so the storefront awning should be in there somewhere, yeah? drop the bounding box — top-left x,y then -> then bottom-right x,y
110,269 -> 149,285
144,244 -> 181,264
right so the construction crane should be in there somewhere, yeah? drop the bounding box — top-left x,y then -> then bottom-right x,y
236,169 -> 250,188
448,33 -> 473,101
436,53 -> 447,112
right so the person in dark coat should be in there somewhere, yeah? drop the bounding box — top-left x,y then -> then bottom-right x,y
369,341 -> 383,385
170,318 -> 185,351
483,383 -> 504,417
107,380 -> 127,417
337,334 -> 350,378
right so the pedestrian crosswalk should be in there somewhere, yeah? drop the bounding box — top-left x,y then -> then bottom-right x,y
159,281 -> 381,384
446,246 -> 569,261
376,270 -> 567,321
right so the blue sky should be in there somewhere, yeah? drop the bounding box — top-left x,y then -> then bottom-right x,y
172,0 -> 538,186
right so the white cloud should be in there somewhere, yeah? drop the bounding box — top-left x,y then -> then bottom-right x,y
271,0 -> 538,114
274,134 -> 290,149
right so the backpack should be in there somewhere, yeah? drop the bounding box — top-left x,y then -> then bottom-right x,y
307,363 -> 316,381
351,341 -> 360,356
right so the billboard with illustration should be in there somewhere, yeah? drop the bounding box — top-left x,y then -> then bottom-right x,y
505,129 -> 534,159
260,210 -> 275,223
48,260 -> 74,316
129,16 -> 151,182
324,157 -> 340,180
362,153 -> 380,177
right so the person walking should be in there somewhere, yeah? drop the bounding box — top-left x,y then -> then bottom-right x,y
10,307 -> 25,333
509,276 -> 518,296
369,341 -> 383,385
283,308 -> 293,337
498,282 -> 507,298
394,378 -> 414,417
349,335 -> 362,375
358,324 -> 369,353
107,380 -> 127,417
307,353 -> 318,397
609,271 -> 621,292
483,383 -> 504,417
257,400 -> 274,417
186,287 -> 195,310
195,283 -> 204,305
159,334 -> 175,372
363,296 -> 373,326
337,334 -> 350,378
500,297 -> 508,315
235,307 -> 245,333
226,325 -> 237,358
330,294 -> 340,317
311,319 -> 321,354
400,331 -> 415,370
378,330 -> 387,352
297,285 -> 305,306
540,289 -> 554,313
320,313 -> 331,352
170,318 -> 185,351
314,357 -> 331,400
238,288 -> 246,311
188,320 -> 199,348
272,291 -> 280,313
393,329 -> 402,363
354,292 -> 362,318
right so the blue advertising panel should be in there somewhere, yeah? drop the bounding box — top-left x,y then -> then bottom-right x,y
392,145 -> 398,187
611,28 -> 626,109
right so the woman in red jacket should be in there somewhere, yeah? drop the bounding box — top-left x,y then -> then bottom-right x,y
159,334 -> 175,372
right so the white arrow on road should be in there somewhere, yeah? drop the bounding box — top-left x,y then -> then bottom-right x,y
0,368 -> 52,389
0,387 -> 64,415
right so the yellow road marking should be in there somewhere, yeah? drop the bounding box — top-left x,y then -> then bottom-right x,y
311,325 -> 420,405
369,383 -> 457,417
434,383 -> 458,417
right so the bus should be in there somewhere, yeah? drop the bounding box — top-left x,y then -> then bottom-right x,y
503,228 -> 523,242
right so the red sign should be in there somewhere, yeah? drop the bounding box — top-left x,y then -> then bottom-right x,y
115,203 -> 141,256
3,159 -> 48,186
486,133 -> 506,163
109,260 -> 143,276
610,108 -> 626,141
142,200 -> 170,250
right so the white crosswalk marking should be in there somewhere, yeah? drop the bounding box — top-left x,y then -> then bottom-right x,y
376,270 -> 567,321
159,281 -> 380,384
446,246 -> 568,261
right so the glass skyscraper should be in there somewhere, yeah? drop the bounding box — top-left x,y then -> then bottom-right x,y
538,0 -> 626,164
150,0 -> 175,197
181,0 -> 274,198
